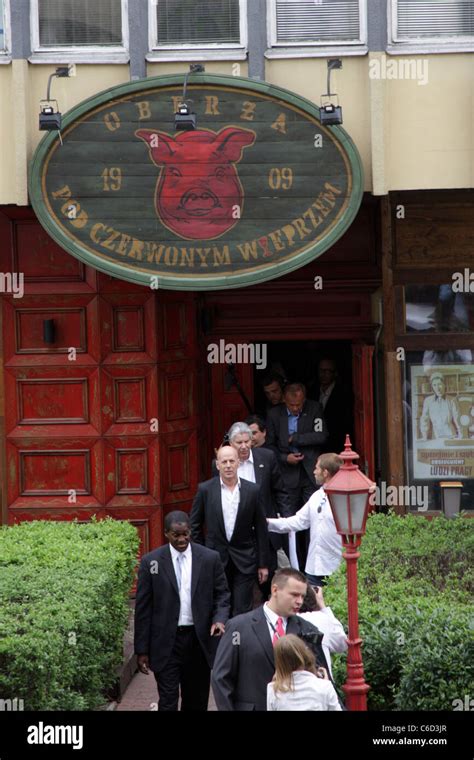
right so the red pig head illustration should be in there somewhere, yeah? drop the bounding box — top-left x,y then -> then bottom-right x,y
136,127 -> 255,239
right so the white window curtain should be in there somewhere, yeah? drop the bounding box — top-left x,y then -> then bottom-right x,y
275,0 -> 361,44
38,0 -> 123,47
156,0 -> 240,45
396,0 -> 474,40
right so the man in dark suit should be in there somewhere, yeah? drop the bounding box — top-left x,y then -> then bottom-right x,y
260,371 -> 286,411
314,358 -> 353,454
211,567 -> 333,711
134,510 -> 230,711
244,414 -> 268,448
225,421 -> 292,601
191,445 -> 268,616
265,382 -> 328,569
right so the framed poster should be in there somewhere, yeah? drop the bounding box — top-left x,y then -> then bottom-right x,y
411,364 -> 474,480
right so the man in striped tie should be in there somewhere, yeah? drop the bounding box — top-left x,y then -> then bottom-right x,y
211,567 -> 333,711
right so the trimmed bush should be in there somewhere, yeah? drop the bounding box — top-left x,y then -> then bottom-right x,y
325,512 -> 474,710
0,518 -> 139,710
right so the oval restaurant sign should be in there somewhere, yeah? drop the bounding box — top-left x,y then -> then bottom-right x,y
29,74 -> 364,290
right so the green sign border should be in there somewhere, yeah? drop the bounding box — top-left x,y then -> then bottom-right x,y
29,73 -> 364,291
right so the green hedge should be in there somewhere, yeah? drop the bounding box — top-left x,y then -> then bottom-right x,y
324,512 -> 474,710
0,518 -> 139,710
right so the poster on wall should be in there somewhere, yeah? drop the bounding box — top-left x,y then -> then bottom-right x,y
411,364 -> 474,480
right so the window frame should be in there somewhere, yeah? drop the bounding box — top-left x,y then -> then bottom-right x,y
0,0 -> 11,61
266,0 -> 368,57
148,0 -> 247,57
30,0 -> 129,62
388,0 -> 474,54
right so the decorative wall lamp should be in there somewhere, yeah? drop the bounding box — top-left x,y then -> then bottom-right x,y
39,66 -> 73,132
174,64 -> 205,131
320,58 -> 343,125
439,481 -> 463,518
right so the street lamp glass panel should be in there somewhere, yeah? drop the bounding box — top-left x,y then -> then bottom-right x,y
350,492 -> 368,532
330,493 -> 350,532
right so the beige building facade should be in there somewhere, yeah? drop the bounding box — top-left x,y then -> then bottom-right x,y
1,0 -> 474,529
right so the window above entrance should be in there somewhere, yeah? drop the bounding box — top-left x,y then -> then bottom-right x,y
389,0 -> 474,54
266,0 -> 368,58
30,0 -> 129,63
148,0 -> 247,61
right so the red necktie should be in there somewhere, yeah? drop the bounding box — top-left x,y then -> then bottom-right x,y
272,617 -> 285,646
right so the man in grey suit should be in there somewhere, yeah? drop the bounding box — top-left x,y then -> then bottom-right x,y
211,567 -> 333,711
265,383 -> 328,569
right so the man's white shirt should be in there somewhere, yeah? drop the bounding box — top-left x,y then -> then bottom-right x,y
238,450 -> 256,483
268,487 -> 342,576
169,543 -> 193,626
220,477 -> 241,542
263,602 -> 287,642
297,607 -> 348,679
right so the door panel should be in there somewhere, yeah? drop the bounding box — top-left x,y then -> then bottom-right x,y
209,359 -> 254,453
156,294 -> 202,526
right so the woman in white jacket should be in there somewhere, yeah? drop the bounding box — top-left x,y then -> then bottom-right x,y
297,584 -> 348,680
267,634 -> 341,711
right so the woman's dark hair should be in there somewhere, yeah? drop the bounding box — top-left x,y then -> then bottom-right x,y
300,584 -> 318,613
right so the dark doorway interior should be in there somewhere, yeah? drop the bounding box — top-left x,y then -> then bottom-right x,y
253,340 -> 353,413
251,340 -> 355,455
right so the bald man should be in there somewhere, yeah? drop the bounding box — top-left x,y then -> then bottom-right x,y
190,446 -> 268,615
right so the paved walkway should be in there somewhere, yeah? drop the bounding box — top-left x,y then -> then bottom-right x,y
116,669 -> 217,711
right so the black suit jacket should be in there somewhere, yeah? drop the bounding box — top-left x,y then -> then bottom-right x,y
134,542 -> 230,673
211,448 -> 291,553
317,383 -> 354,454
190,477 -> 268,573
211,605 -> 330,711
266,399 -> 328,488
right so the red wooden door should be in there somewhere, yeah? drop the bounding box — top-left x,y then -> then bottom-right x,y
208,354 -> 254,458
0,209 -> 203,553
156,292 -> 202,527
351,342 -> 375,480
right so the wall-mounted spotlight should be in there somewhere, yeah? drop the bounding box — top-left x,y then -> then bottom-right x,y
39,65 -> 73,133
320,58 -> 343,126
39,101 -> 62,131
174,64 -> 205,131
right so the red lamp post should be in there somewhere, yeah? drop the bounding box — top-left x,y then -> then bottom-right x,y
324,435 -> 372,711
